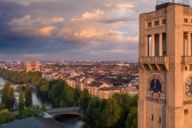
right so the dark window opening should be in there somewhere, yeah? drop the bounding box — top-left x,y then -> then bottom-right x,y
185,66 -> 188,71
151,114 -> 154,120
184,109 -> 188,114
162,19 -> 166,24
148,22 -> 151,27
155,21 -> 159,26
159,117 -> 161,123
184,18 -> 188,23
184,34 -> 188,40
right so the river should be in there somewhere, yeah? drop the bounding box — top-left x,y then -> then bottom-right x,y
0,76 -> 95,128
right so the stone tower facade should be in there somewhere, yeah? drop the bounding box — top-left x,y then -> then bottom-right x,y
138,1 -> 192,128
26,59 -> 40,72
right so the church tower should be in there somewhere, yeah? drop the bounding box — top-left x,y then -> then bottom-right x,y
138,0 -> 192,128
35,59 -> 40,71
26,60 -> 31,72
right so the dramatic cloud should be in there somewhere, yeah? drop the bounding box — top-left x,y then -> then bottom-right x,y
104,3 -> 135,8
0,0 -> 165,61
82,9 -> 104,20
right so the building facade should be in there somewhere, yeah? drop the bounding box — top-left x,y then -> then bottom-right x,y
26,59 -> 40,72
139,1 -> 192,128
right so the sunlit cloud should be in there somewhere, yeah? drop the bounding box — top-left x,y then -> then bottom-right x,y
22,54 -> 45,57
104,3 -> 135,8
82,9 -> 104,20
110,49 -> 129,54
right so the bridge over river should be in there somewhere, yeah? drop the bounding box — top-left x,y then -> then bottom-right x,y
0,84 -> 36,90
47,107 -> 81,116
11,107 -> 81,117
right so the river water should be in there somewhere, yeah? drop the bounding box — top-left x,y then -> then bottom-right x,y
0,76 -> 95,128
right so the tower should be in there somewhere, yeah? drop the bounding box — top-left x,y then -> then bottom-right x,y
138,0 -> 192,128
26,60 -> 31,72
35,59 -> 40,71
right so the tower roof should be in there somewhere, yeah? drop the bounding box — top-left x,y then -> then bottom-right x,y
156,0 -> 189,5
156,0 -> 189,10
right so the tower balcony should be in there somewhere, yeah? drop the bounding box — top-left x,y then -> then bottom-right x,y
140,56 -> 169,71
182,56 -> 192,64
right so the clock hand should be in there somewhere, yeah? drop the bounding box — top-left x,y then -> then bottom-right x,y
154,78 -> 156,88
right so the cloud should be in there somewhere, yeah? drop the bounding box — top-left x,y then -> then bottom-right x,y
89,51 -> 99,55
71,18 -> 81,21
104,3 -> 135,8
49,17 -> 64,23
0,0 -> 144,60
82,9 -> 104,20
7,15 -> 64,37
17,1 -> 30,6
22,54 -> 45,57
110,49 -> 129,54
103,7 -> 136,23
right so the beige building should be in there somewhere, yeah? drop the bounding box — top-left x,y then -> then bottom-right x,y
98,87 -> 120,99
139,1 -> 192,128
26,59 -> 40,72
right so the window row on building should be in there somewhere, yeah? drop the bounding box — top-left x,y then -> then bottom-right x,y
147,18 -> 166,28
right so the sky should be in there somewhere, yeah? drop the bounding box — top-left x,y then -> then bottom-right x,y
0,0 -> 190,61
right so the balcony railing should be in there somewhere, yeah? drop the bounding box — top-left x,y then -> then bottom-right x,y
156,0 -> 189,5
146,8 -> 167,19
182,56 -> 192,63
140,56 -> 169,63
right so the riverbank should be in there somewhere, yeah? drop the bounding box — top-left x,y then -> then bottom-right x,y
0,76 -> 96,128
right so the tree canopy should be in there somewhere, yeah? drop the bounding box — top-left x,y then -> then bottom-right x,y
0,109 -> 16,124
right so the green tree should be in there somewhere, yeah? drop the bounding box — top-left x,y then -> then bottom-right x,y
74,87 -> 81,105
124,107 -> 138,128
65,88 -> 74,105
19,86 -> 24,117
48,82 -> 63,107
85,97 -> 100,121
79,89 -> 90,114
131,94 -> 138,107
0,109 -> 16,124
22,105 -> 46,118
1,82 -> 14,109
25,84 -> 32,107
37,78 -> 48,88
112,93 -> 132,128
60,100 -> 67,107
8,87 -> 14,110
101,98 -> 121,128
40,84 -> 49,96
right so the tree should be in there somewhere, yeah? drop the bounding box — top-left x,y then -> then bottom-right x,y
101,98 -> 121,128
112,93 -> 132,127
25,84 -> 32,107
22,105 -> 46,118
40,84 -> 49,96
60,100 -> 67,108
37,78 -> 48,88
131,94 -> 138,107
8,87 -> 14,110
48,81 -> 63,107
85,97 -> 100,121
79,89 -> 91,114
65,88 -> 74,105
74,87 -> 81,105
0,109 -> 16,124
124,107 -> 138,128
19,86 -> 24,117
1,82 -> 14,109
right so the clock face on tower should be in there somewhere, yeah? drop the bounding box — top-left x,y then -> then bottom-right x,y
146,73 -> 165,100
184,74 -> 192,99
